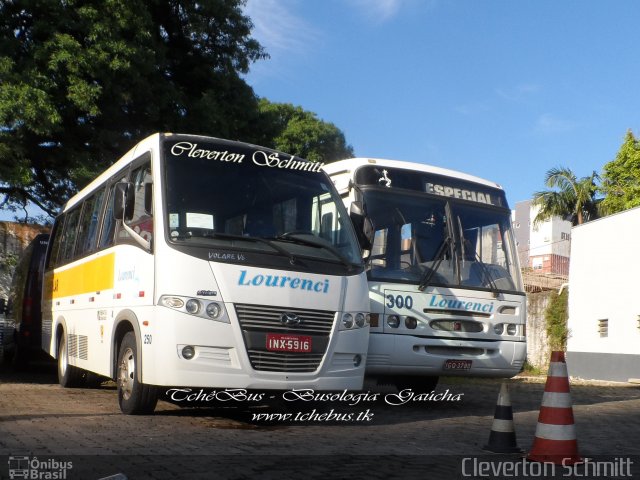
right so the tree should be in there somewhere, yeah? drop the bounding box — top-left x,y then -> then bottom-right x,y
599,130 -> 640,215
532,167 -> 600,226
545,288 -> 569,351
0,0 -> 267,217
256,99 -> 354,163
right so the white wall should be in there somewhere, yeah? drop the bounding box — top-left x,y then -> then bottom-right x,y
568,207 -> 640,355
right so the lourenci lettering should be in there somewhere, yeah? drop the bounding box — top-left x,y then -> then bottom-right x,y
429,294 -> 494,313
238,270 -> 330,294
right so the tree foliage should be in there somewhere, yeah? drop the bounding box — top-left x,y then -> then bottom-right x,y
599,130 -> 640,215
545,288 -> 569,351
532,167 -> 600,226
256,99 -> 354,163
0,0 -> 267,217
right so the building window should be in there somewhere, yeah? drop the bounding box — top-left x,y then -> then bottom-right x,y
598,319 -> 608,338
561,232 -> 571,241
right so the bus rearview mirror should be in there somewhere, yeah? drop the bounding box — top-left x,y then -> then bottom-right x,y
113,182 -> 135,221
349,201 -> 374,251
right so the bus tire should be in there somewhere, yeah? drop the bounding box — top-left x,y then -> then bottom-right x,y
117,331 -> 157,415
394,375 -> 439,393
57,332 -> 83,388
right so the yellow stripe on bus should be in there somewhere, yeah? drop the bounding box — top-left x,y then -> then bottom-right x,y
46,253 -> 116,300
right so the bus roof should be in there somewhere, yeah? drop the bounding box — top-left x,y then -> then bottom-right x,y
323,157 -> 503,191
63,133 -> 307,213
63,133 -> 162,212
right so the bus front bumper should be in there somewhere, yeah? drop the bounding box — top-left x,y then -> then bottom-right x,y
365,332 -> 526,377
141,307 -> 369,390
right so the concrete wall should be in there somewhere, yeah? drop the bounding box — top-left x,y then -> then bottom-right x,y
526,291 -> 552,371
0,221 -> 50,299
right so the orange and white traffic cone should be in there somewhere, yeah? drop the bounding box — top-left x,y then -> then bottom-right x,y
527,351 -> 582,464
484,382 -> 522,453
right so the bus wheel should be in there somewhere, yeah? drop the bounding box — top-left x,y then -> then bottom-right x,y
57,332 -> 83,388
117,332 -> 157,415
394,375 -> 439,393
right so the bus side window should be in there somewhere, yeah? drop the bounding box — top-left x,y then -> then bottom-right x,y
125,162 -> 153,244
46,215 -> 66,270
74,188 -> 106,258
58,208 -> 81,264
99,177 -> 126,249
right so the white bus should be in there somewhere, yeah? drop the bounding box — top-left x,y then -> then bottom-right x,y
42,133 -> 370,414
324,158 -> 526,391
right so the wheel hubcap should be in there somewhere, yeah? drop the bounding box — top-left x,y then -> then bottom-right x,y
59,337 -> 67,377
118,347 -> 135,400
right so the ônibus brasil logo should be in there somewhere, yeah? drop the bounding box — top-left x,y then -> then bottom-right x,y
8,456 -> 73,479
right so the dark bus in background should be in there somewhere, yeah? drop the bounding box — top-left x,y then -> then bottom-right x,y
6,233 -> 49,364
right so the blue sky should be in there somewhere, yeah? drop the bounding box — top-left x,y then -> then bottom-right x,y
243,0 -> 640,206
2,0 -> 638,222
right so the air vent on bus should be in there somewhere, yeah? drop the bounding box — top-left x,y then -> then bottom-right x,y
68,334 -> 89,360
423,308 -> 491,318
429,320 -> 484,333
424,346 -> 489,357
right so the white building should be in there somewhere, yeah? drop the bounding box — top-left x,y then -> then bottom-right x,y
567,206 -> 640,382
513,200 -> 572,276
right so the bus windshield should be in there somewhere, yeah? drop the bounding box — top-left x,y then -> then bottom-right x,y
162,138 -> 362,271
363,188 -> 521,292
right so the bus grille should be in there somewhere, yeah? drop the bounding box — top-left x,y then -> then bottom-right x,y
235,304 -> 336,372
246,350 -> 325,372
235,304 -> 335,334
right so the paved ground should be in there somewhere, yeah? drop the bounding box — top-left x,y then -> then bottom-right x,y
1,360 -> 639,480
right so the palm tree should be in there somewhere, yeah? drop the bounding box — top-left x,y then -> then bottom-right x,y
532,167 -> 600,226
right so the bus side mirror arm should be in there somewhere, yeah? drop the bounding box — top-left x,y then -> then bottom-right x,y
349,201 -> 374,251
113,182 -> 151,252
121,221 -> 151,251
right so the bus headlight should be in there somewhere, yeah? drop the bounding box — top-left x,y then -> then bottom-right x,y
506,324 -> 518,335
161,296 -> 184,309
185,299 -> 201,315
182,346 -> 196,360
494,323 -> 504,335
206,302 -> 222,319
158,295 -> 229,323
342,313 -> 354,329
340,312 -> 369,329
405,316 -> 418,329
387,315 -> 400,328
353,354 -> 362,367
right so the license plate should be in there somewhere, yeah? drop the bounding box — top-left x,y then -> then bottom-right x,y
444,359 -> 472,370
266,333 -> 312,353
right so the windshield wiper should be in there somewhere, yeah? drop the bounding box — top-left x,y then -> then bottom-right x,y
188,230 -> 298,265
418,202 -> 456,291
417,235 -> 454,291
273,233 -> 356,271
